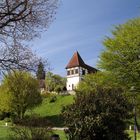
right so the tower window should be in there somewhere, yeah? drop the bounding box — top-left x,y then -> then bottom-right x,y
82,70 -> 85,75
67,71 -> 70,75
75,69 -> 78,74
71,70 -> 74,75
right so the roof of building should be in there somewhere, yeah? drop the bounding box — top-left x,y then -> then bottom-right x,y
66,51 -> 85,68
66,51 -> 98,73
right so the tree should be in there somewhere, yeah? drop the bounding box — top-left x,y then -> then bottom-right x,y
0,0 -> 58,72
45,72 -> 54,92
45,72 -> 66,93
53,74 -> 66,93
62,88 -> 133,140
77,72 -> 122,94
36,61 -> 45,80
98,18 -> 140,90
0,0 -> 58,41
0,71 -> 42,119
0,40 -> 41,72
0,86 -> 12,113
98,18 -> 140,130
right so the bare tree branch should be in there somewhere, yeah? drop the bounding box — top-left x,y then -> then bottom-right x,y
0,40 -> 49,73
0,0 -> 58,41
0,0 -> 58,73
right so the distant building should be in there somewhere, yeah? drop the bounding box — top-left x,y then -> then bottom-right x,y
39,79 -> 46,93
66,51 -> 97,91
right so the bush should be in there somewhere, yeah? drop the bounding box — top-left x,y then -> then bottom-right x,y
9,126 -> 52,140
9,114 -> 53,139
14,115 -> 53,127
49,96 -> 57,103
4,117 -> 11,123
0,112 -> 4,120
41,92 -> 51,98
0,112 -> 10,120
62,88 -> 133,140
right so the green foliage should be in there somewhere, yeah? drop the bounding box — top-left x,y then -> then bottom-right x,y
36,61 -> 45,80
45,72 -> 53,91
0,86 -> 12,113
0,112 -> 6,120
99,18 -> 140,90
0,126 -> 68,140
49,95 -> 57,103
4,117 -> 11,123
78,72 -> 122,94
127,130 -> 140,140
62,88 -> 133,140
9,126 -> 52,140
98,17 -> 140,128
0,71 -> 42,119
1,127 -> 140,140
45,72 -> 66,93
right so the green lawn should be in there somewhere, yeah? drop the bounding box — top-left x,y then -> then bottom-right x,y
32,95 -> 74,116
0,126 -> 67,140
54,130 -> 67,140
0,95 -> 140,140
0,126 -> 10,140
1,127 -> 140,140
27,95 -> 74,127
0,95 -> 74,140
127,130 -> 140,140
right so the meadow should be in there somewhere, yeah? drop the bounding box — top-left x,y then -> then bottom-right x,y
0,95 -> 74,140
29,94 -> 74,127
0,95 -> 140,140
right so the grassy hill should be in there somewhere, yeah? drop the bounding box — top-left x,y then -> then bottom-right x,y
32,95 -> 74,117
0,95 -> 140,140
27,95 -> 74,127
0,95 -> 74,140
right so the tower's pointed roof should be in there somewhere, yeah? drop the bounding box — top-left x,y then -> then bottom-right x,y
66,51 -> 98,73
66,51 -> 85,69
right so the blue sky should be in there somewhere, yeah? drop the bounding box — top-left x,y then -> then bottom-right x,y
31,0 -> 140,76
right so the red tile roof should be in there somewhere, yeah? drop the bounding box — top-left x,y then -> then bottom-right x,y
66,51 -> 85,68
66,51 -> 98,73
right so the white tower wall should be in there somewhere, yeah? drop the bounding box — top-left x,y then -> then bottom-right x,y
67,76 -> 81,91
66,67 -> 81,91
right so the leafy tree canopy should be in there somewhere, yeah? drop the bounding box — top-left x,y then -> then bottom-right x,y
77,72 -> 122,94
0,71 -> 42,119
98,18 -> 140,90
98,18 -> 140,125
62,87 -> 133,140
45,72 -> 66,93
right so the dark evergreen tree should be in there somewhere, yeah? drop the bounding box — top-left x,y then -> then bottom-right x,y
36,61 -> 45,80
